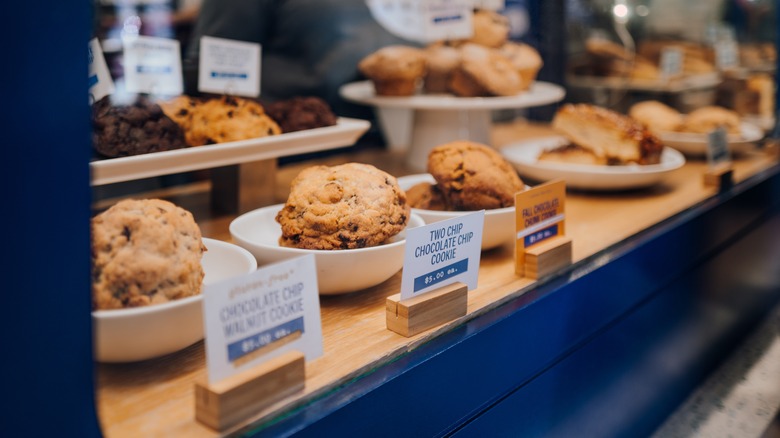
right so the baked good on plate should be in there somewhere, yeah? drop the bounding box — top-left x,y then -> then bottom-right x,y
681,105 -> 741,135
406,181 -> 449,211
629,100 -> 684,134
551,103 -> 664,165
537,143 -> 610,165
499,42 -> 543,90
92,95 -> 188,158
464,9 -> 510,48
423,44 -> 462,93
448,43 -> 524,97
427,140 -> 525,210
91,199 -> 206,310
358,45 -> 427,96
265,96 -> 337,133
276,163 -> 410,250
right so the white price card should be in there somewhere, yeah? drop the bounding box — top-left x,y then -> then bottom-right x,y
715,40 -> 739,70
421,0 -> 474,42
659,47 -> 683,80
88,38 -> 115,104
366,0 -> 473,43
198,36 -> 261,97
400,211 -> 484,300
707,127 -> 731,167
473,0 -> 505,10
202,254 -> 323,385
122,35 -> 183,96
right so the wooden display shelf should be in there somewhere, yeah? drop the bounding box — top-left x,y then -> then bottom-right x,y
96,121 -> 778,437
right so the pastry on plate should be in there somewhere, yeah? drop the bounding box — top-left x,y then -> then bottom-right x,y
552,103 -> 664,165
499,42 -> 543,90
537,143 -> 610,165
448,43 -> 524,97
629,100 -> 684,134
265,96 -> 337,133
680,105 -> 741,135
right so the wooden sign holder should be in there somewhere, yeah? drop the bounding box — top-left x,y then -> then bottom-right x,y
386,282 -> 468,337
194,350 -> 305,431
703,161 -> 734,191
523,236 -> 573,280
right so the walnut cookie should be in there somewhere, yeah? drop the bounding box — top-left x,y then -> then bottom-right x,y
276,163 -> 411,250
91,199 -> 206,310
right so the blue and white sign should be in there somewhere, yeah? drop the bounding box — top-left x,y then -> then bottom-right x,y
660,47 -> 683,80
199,36 -> 261,97
202,254 -> 322,385
122,35 -> 183,96
707,127 -> 731,167
400,211 -> 484,300
88,38 -> 115,104
367,0 -> 473,43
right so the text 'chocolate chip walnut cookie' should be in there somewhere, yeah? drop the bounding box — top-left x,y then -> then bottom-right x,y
427,141 -> 525,210
91,199 -> 206,310
276,163 -> 410,250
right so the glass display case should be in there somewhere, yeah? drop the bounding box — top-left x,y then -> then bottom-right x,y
5,1 -> 780,437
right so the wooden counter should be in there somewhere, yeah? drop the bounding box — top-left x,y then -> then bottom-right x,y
96,121 -> 780,437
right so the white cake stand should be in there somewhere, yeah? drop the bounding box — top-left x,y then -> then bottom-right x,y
340,80 -> 566,170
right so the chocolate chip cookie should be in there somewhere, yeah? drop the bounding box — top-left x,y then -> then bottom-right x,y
276,163 -> 410,250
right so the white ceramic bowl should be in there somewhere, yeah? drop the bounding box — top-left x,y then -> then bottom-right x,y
92,238 -> 257,363
396,173 -> 517,250
229,204 -> 425,295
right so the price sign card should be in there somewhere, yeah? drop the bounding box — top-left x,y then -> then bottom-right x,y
473,0 -> 505,10
400,211 -> 484,300
202,254 -> 322,385
367,0 -> 473,43
88,38 -> 115,104
715,40 -> 739,70
122,35 -> 183,96
198,36 -> 261,97
660,47 -> 683,80
421,0 -> 474,42
515,180 -> 566,275
707,127 -> 731,167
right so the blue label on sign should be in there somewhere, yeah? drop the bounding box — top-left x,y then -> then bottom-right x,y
413,259 -> 468,292
88,74 -> 99,88
524,224 -> 558,247
227,317 -> 304,362
432,14 -> 463,23
210,71 -> 248,79
136,65 -> 172,74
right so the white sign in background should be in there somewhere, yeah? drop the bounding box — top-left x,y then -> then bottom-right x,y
400,211 -> 484,300
659,47 -> 683,80
199,36 -> 261,97
366,0 -> 474,43
88,38 -> 115,104
122,35 -> 183,96
707,127 -> 731,167
202,254 -> 323,385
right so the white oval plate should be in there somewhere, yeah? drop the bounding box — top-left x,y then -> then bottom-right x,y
93,238 -> 257,363
501,137 -> 686,191
658,122 -> 764,156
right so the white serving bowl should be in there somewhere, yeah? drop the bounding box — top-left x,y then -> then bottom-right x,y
229,204 -> 425,295
397,173 -> 517,250
92,238 -> 257,363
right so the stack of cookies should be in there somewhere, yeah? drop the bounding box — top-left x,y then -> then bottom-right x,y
358,9 -> 543,98
406,141 -> 525,211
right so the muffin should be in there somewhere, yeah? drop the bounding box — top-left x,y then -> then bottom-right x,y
359,45 -> 427,96
276,163 -> 410,250
464,9 -> 510,48
91,199 -> 206,310
423,44 -> 462,94
448,43 -> 524,97
499,42 -> 543,90
427,141 -> 525,210
92,95 -> 188,158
